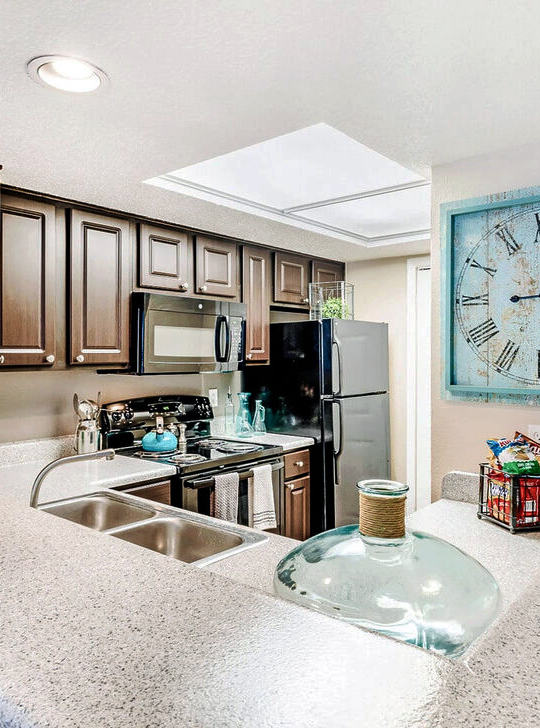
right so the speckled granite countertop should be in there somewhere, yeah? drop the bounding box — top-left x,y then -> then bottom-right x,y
0,462 -> 539,726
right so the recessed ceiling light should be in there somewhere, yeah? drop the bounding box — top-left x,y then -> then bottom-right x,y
27,55 -> 108,93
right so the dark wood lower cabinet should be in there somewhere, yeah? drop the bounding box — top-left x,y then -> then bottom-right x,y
284,474 -> 310,541
69,209 -> 132,366
121,480 -> 171,505
242,245 -> 270,363
0,196 -> 56,366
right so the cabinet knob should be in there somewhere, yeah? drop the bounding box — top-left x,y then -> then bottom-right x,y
198,285 -> 208,292
286,482 -> 295,490
301,298 -> 309,304
76,354 -> 85,363
0,355 -> 4,364
45,354 -> 55,363
179,282 -> 188,292
246,353 -> 253,360
294,460 -> 304,467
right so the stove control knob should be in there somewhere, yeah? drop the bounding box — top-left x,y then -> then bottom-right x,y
111,411 -> 123,423
124,408 -> 134,420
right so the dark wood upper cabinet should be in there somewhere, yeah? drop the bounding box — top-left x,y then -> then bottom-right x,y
69,210 -> 131,366
274,252 -> 310,306
284,474 -> 310,541
139,223 -> 193,293
312,259 -> 345,284
242,245 -> 270,364
195,235 -> 238,298
0,196 -> 56,367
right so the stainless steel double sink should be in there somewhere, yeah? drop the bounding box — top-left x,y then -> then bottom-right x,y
38,491 -> 267,566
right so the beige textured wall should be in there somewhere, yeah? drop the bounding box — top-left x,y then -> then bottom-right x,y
431,143 -> 540,497
347,256 -> 427,485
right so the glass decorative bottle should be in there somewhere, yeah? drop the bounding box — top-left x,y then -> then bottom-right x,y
252,399 -> 266,433
274,479 -> 501,657
235,392 -> 253,438
224,387 -> 235,436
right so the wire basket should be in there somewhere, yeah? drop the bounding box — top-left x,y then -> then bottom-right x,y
309,281 -> 354,320
478,463 -> 540,533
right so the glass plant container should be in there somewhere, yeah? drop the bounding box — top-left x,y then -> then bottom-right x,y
274,480 -> 501,657
235,392 -> 253,438
309,281 -> 354,321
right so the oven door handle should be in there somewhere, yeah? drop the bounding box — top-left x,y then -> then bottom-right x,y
215,315 -> 230,363
185,461 -> 284,489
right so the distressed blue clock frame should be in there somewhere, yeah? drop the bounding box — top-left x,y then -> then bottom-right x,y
441,184 -> 540,400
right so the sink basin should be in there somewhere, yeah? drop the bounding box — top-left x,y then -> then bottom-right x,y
39,493 -> 155,531
111,517 -> 243,563
38,491 -> 268,566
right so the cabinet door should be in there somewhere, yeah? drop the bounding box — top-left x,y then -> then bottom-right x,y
284,475 -> 310,541
274,252 -> 310,305
0,197 -> 56,366
139,223 -> 193,293
195,235 -> 238,298
312,259 -> 345,284
70,210 -> 131,366
242,245 -> 270,363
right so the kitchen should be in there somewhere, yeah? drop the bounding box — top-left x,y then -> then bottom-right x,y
2,2 -> 540,726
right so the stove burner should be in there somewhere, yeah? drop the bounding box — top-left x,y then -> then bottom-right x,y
167,453 -> 208,465
197,439 -> 264,454
135,449 -> 180,459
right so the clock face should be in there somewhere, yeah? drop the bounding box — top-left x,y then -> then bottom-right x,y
453,205 -> 540,389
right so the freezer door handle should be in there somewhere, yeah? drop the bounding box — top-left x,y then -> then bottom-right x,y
332,335 -> 343,396
333,400 -> 344,485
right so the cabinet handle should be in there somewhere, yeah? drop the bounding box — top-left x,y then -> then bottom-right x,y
45,354 -> 55,363
301,298 -> 309,304
294,460 -> 304,467
179,282 -> 188,292
76,354 -> 85,363
0,355 -> 4,364
286,482 -> 295,490
198,285 -> 208,292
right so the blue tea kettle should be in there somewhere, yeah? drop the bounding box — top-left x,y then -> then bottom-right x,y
141,415 -> 178,452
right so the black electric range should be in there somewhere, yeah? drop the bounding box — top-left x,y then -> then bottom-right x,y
101,395 -> 284,520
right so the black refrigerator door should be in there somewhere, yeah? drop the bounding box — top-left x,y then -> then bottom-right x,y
243,320 -> 324,441
321,319 -> 389,397
323,393 -> 390,528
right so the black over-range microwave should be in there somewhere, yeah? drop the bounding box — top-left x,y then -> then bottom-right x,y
131,293 -> 246,374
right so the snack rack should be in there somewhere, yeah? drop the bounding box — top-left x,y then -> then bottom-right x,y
478,463 -> 540,533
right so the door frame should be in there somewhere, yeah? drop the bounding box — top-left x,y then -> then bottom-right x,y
406,255 -> 431,511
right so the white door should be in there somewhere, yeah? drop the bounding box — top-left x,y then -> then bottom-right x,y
406,257 -> 431,512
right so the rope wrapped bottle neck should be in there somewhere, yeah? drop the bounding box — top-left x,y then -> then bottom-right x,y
357,479 -> 409,539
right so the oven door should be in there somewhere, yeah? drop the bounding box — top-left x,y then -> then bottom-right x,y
181,458 -> 284,531
134,293 -> 246,374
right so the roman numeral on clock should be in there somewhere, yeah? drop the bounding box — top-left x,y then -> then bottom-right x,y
470,259 -> 497,277
495,226 -> 521,255
461,293 -> 489,306
468,318 -> 499,347
495,340 -> 520,372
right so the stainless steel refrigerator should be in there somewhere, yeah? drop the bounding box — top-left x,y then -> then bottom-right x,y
243,319 -> 390,534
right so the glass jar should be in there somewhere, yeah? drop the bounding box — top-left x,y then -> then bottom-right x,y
252,399 -> 266,433
274,479 -> 500,657
235,392 -> 253,438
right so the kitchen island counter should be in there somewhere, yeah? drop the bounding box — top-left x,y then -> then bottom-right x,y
0,460 -> 539,726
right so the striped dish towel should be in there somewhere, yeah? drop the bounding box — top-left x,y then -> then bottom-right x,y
249,463 -> 277,531
214,471 -> 239,523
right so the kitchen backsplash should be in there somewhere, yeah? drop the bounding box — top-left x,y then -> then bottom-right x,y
0,369 -> 241,444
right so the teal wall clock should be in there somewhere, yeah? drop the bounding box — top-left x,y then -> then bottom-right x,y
442,185 -> 540,399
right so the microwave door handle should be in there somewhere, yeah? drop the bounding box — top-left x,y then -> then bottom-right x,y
223,317 -> 231,361
215,315 -> 228,362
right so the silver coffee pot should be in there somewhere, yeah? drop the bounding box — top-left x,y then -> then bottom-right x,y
73,392 -> 102,454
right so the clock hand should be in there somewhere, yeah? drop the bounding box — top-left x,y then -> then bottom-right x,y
510,293 -> 540,302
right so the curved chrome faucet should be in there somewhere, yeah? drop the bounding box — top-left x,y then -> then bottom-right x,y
30,449 -> 115,508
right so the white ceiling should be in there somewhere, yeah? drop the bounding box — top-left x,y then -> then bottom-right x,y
2,1 -> 540,261
147,123 -> 431,247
